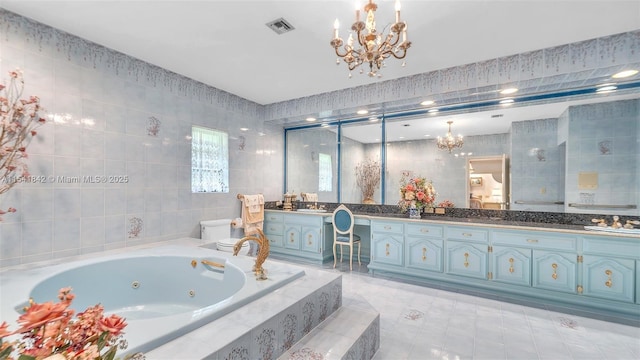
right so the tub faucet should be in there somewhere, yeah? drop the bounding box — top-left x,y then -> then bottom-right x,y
233,229 -> 270,280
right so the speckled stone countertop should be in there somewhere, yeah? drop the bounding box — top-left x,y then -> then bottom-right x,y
266,201 -> 640,237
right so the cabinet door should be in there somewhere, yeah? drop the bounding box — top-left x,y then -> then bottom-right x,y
583,256 -> 635,303
371,233 -> 403,267
533,251 -> 577,294
283,225 -> 301,250
445,241 -> 488,279
492,246 -> 531,287
406,237 -> 443,272
300,226 -> 321,254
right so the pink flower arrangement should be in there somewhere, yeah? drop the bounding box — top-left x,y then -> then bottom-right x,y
0,288 -> 143,360
437,200 -> 455,208
398,174 -> 436,211
0,69 -> 47,220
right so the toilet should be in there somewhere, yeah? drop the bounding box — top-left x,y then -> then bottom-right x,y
200,219 -> 248,253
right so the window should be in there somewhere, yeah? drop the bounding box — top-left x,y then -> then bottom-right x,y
318,152 -> 332,191
191,126 -> 229,193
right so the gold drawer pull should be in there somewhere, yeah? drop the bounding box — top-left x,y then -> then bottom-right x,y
422,247 -> 427,261
385,243 -> 390,256
420,228 -> 429,233
464,252 -> 469,267
526,239 -> 539,243
462,233 -> 472,237
308,234 -> 313,245
384,225 -> 392,230
605,269 -> 613,288
508,258 -> 515,273
551,263 -> 558,280
289,233 -> 295,242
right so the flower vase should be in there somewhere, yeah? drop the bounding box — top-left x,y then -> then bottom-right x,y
409,207 -> 421,219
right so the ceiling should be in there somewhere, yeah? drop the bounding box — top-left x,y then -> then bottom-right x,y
1,1 -> 638,142
1,0 -> 639,106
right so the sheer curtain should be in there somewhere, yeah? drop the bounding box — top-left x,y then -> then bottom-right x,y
191,126 -> 229,193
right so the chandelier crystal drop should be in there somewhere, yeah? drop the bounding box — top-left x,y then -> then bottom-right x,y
437,121 -> 464,153
330,0 -> 411,78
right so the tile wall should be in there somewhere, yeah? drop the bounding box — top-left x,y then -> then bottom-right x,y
0,10 -> 284,266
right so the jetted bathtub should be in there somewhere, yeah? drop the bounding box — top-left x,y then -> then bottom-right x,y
0,244 -> 306,356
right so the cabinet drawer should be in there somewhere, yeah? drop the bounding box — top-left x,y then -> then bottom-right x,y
583,236 -> 640,258
492,231 -> 577,251
264,223 -> 283,235
445,241 -> 488,279
265,212 -> 284,222
406,223 -> 443,238
446,227 -> 488,243
284,214 -> 322,226
532,250 -> 577,294
267,234 -> 283,248
372,221 -> 403,234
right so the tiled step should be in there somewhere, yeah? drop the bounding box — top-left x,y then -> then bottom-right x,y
279,295 -> 380,360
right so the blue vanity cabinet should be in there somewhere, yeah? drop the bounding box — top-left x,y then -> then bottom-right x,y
265,211 -> 325,262
491,245 -> 531,286
445,226 -> 489,279
582,235 -> 638,304
370,220 -> 404,268
263,212 -> 284,248
532,250 -> 578,294
300,226 -> 322,254
405,223 -> 444,273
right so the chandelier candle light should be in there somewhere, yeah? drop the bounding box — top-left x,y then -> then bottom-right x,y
331,0 -> 411,78
437,120 -> 464,153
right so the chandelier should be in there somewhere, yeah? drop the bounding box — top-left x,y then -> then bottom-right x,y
330,0 -> 411,78
437,121 -> 464,153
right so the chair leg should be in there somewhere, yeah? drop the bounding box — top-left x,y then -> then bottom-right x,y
349,244 -> 354,271
357,242 -> 361,265
333,241 -> 337,268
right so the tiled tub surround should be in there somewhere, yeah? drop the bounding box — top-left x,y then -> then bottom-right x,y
0,245 -> 307,356
0,239 -> 358,359
0,7 -> 638,269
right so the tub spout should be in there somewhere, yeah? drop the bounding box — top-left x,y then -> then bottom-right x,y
201,259 -> 225,269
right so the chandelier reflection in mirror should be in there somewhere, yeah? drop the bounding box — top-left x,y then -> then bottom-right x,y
330,0 -> 411,78
437,121 -> 464,153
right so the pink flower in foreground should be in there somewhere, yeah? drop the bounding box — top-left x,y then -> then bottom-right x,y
0,321 -> 11,338
15,301 -> 70,333
99,314 -> 127,336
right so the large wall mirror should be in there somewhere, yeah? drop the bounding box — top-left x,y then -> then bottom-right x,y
285,90 -> 639,216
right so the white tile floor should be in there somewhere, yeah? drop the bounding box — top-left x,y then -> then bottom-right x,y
282,258 -> 640,360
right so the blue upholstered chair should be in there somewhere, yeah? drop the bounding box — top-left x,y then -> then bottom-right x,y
332,204 -> 361,270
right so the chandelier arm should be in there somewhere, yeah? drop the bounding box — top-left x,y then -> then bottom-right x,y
333,46 -> 350,58
390,47 -> 408,60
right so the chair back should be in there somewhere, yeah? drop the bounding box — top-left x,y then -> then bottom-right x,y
332,204 -> 355,236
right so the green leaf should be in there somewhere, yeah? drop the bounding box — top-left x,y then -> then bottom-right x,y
101,346 -> 117,360
17,355 -> 37,360
0,345 -> 14,360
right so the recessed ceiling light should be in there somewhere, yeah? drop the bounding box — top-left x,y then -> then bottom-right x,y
499,99 -> 514,105
420,100 -> 435,106
305,117 -> 316,122
357,109 -> 369,115
240,127 -> 249,131
427,108 -> 439,114
423,134 -> 430,137
596,85 -> 617,93
612,69 -> 638,79
500,88 -> 518,95
321,123 -> 330,127
369,117 -> 379,122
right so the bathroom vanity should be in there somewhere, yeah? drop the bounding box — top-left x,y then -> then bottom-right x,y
264,209 -> 640,323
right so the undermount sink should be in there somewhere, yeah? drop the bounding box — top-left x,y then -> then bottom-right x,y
296,209 -> 327,213
584,226 -> 640,234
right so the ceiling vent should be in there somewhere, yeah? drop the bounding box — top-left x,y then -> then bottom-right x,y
266,18 -> 295,35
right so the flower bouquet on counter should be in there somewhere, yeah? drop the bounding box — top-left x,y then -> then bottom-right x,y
0,288 -> 144,360
398,173 -> 436,212
437,200 -> 455,208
